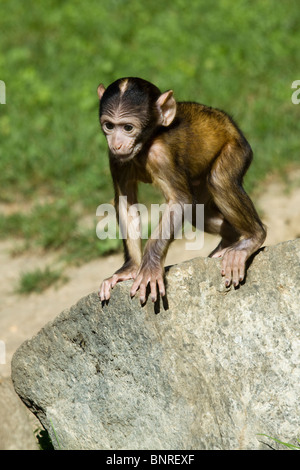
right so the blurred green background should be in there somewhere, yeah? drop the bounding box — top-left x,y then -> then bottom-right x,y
0,0 -> 299,284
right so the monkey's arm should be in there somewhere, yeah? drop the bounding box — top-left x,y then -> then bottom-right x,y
99,172 -> 142,301
130,143 -> 191,304
130,199 -> 187,304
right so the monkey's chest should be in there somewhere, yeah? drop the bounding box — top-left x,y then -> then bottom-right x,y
134,164 -> 153,184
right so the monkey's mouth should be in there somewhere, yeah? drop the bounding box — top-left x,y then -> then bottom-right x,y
115,144 -> 142,162
116,152 -> 135,162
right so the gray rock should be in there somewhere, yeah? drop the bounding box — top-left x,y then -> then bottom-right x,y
11,239 -> 300,450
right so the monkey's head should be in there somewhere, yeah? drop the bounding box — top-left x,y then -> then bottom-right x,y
97,77 -> 176,163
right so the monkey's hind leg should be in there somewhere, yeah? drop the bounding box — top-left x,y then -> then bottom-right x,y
206,217 -> 241,259
207,143 -> 266,287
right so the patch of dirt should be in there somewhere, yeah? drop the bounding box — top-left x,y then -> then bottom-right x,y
0,172 -> 299,378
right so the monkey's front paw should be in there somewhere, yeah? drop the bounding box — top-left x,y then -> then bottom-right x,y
221,248 -> 248,287
99,265 -> 138,301
130,267 -> 165,305
98,277 -> 114,301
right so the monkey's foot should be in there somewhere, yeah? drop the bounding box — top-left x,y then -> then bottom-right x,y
220,248 -> 248,288
210,246 -> 228,258
209,238 -> 239,259
130,267 -> 165,305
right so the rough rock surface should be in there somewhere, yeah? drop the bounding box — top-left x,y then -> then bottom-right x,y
11,239 -> 300,450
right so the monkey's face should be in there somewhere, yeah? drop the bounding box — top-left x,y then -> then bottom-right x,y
100,114 -> 144,162
97,78 -> 176,163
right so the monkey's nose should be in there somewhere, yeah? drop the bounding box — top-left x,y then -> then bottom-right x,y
113,143 -> 123,152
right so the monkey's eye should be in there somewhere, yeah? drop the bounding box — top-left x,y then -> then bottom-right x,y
104,122 -> 114,131
124,124 -> 134,132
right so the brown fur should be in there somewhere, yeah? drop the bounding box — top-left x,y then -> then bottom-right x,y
98,78 -> 266,303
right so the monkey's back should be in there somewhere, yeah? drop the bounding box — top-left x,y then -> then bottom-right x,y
158,101 -> 246,176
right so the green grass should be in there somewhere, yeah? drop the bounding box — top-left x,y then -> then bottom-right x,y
1,0 -> 300,268
258,434 -> 300,450
17,266 -> 67,294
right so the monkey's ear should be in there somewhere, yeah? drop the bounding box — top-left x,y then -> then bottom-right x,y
156,90 -> 177,126
97,84 -> 106,100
